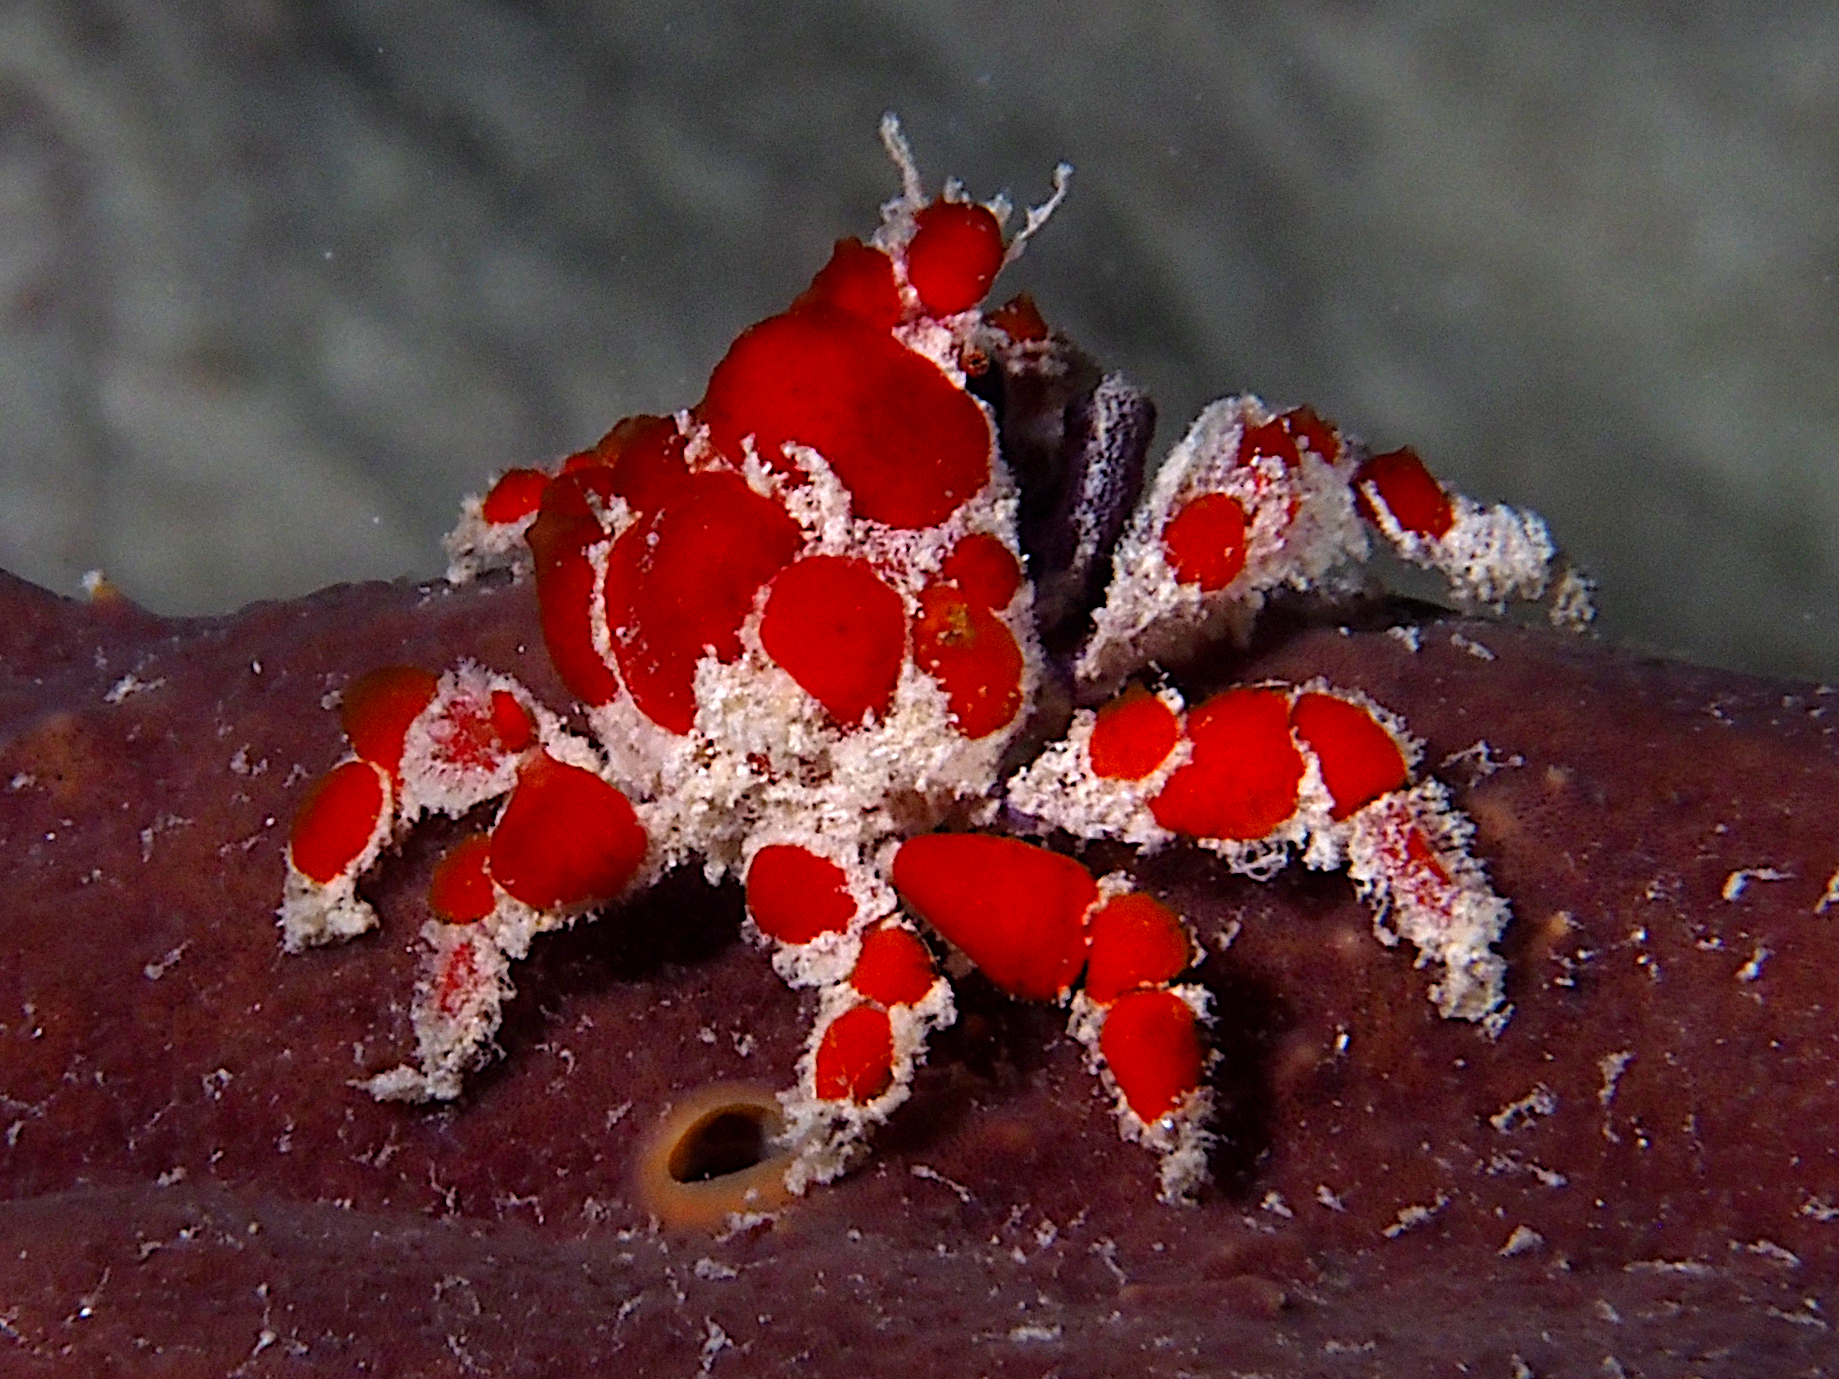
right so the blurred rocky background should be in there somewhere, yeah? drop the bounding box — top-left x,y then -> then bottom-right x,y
0,1 -> 1834,676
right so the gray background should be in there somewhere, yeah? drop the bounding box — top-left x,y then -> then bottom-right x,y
2,2 -> 1835,677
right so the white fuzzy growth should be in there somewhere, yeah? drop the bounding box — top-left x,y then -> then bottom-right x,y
399,664 -> 550,821
277,863 -> 379,953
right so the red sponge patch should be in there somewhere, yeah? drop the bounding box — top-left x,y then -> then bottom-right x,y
760,556 -> 907,727
1151,688 -> 1304,841
1100,989 -> 1202,1124
699,305 -> 992,529
795,237 -> 902,330
603,470 -> 803,735
289,759 -> 387,885
893,834 -> 1096,1001
488,755 -> 646,911
1290,692 -> 1407,820
905,200 -> 1004,316
745,844 -> 858,947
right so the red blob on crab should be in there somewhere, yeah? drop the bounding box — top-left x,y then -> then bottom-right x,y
487,755 -> 646,911
339,666 -> 438,780
849,925 -> 938,1008
893,834 -> 1096,1001
938,533 -> 1023,610
480,467 -> 552,526
604,470 -> 804,734
1100,989 -> 1203,1124
525,468 -> 623,708
1151,687 -> 1305,840
1355,446 -> 1455,539
745,845 -> 858,946
760,556 -> 907,727
699,305 -> 993,529
288,759 -> 388,885
1088,686 -> 1181,781
905,200 -> 1006,316
566,414 -> 694,518
1235,417 -> 1301,471
1084,893 -> 1192,1006
1279,404 -> 1340,463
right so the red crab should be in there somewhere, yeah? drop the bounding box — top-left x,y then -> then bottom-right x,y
279,118 -> 1589,1204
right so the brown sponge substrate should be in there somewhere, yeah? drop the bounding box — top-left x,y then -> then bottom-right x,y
1,566 -> 1835,1375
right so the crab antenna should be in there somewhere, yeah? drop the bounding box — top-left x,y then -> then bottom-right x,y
1005,161 -> 1074,266
879,111 -> 926,209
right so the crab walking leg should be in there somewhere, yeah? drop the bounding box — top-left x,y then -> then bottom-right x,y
1075,395 -> 1590,695
1352,444 -> 1575,615
282,661 -> 654,1099
278,663 -> 451,949
1344,781 -> 1511,1024
892,834 -> 1215,1196
1007,675 -> 1513,1024
741,840 -> 958,1190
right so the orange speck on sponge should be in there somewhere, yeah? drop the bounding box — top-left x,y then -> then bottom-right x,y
428,833 -> 496,924
905,200 -> 1005,316
911,585 -> 1024,739
1151,687 -> 1304,841
487,754 -> 646,912
1100,988 -> 1202,1124
1162,492 -> 1249,592
760,556 -> 907,727
745,845 -> 858,947
1083,893 -> 1191,1006
893,834 -> 1096,1002
849,925 -> 937,1008
1355,447 -> 1454,539
1088,686 -> 1181,781
289,758 -> 388,885
339,666 -> 438,779
814,1004 -> 895,1104
1290,692 -> 1408,820
987,292 -> 1049,342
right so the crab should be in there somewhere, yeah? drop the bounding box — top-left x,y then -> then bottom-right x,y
277,118 -> 1591,1205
